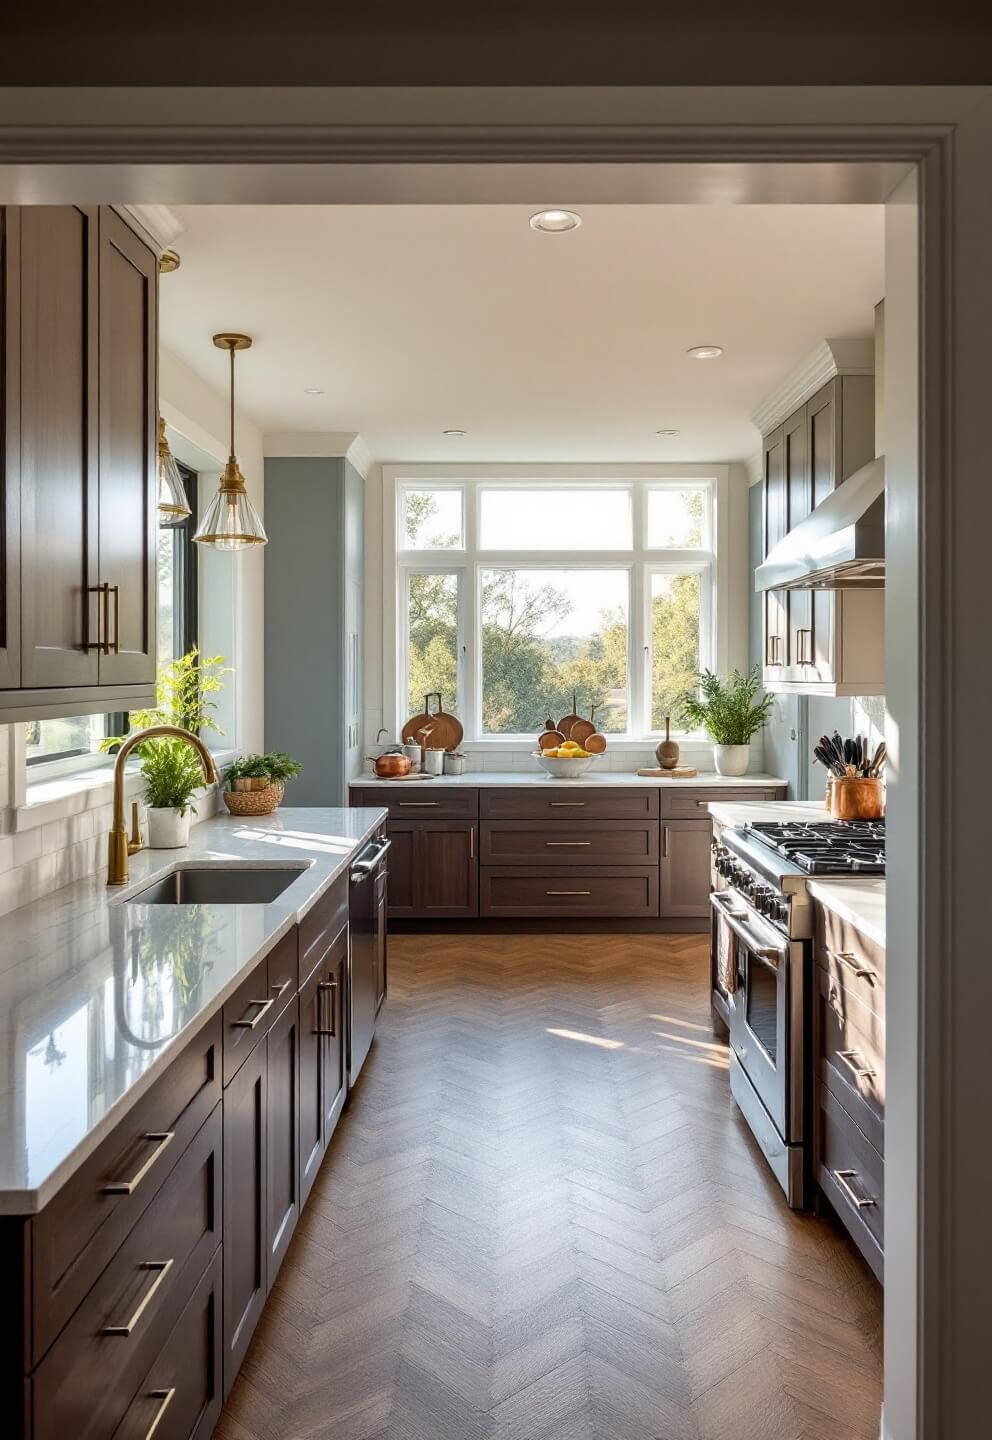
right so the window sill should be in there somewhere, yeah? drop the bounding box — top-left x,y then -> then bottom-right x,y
458,736 -> 707,751
12,749 -> 237,834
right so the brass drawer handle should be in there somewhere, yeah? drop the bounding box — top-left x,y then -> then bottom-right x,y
271,977 -> 293,1000
836,1048 -> 877,1081
830,950 -> 879,984
546,889 -> 592,896
108,582 -> 121,654
315,979 -> 337,1037
102,1258 -> 174,1336
550,801 -> 585,807
143,1388 -> 176,1440
103,1131 -> 175,1196
832,1169 -> 877,1211
399,801 -> 439,807
546,841 -> 591,847
663,826 -> 670,858
796,627 -> 812,665
86,582 -> 108,652
232,995 -> 276,1030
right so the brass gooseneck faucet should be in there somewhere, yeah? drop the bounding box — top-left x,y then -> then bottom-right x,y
107,725 -> 219,887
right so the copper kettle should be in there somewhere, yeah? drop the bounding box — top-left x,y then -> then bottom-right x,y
368,750 -> 412,779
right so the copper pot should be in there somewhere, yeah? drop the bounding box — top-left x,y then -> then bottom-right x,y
831,777 -> 884,821
369,752 -> 412,779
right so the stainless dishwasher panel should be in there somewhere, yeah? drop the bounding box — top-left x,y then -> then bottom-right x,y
348,836 -> 390,1083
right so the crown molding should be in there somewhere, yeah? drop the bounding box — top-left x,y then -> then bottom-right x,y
345,434 -> 374,480
750,337 -> 875,438
116,204 -> 185,253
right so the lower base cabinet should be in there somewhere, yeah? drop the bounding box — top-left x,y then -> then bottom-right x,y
265,996 -> 301,1289
223,1041 -> 267,1395
660,820 -> 714,918
299,921 -> 348,1208
112,1247 -> 223,1440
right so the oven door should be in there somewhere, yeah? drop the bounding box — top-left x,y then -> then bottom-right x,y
711,889 -> 794,1140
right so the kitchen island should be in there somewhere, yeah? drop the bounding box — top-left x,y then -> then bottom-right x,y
0,805 -> 387,1439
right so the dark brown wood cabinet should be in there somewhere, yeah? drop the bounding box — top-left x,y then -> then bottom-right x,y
417,821 -> 478,917
352,792 -> 478,919
265,996 -> 301,1291
97,209 -> 157,688
762,422 -> 787,676
222,1040 -> 267,1394
0,204 -> 158,720
299,922 -> 348,1208
660,819 -> 713,919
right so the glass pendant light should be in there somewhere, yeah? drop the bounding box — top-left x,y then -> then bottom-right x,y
157,417 -> 192,525
193,332 -> 268,550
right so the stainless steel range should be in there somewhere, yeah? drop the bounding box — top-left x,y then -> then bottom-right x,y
709,819 -> 885,1209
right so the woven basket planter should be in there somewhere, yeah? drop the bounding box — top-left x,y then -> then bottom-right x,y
223,784 -> 279,817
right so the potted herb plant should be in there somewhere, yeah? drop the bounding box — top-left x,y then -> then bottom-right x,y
677,666 -> 774,776
259,751 -> 303,806
142,737 -> 207,848
221,755 -> 278,816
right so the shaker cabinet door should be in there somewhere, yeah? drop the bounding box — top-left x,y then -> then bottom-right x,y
266,996 -> 301,1291
762,424 -> 787,679
660,820 -> 714,919
97,208 -> 157,687
223,1041 -> 267,1395
19,204 -> 101,689
0,207 -> 20,689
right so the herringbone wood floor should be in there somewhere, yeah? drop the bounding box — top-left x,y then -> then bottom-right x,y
217,933 -> 883,1440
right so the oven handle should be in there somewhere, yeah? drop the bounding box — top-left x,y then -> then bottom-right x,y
710,891 -> 785,971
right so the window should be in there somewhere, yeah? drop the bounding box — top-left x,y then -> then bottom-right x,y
26,466 -> 200,776
393,472 -> 721,741
158,463 -> 199,666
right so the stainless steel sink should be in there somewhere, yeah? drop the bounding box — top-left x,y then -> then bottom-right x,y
125,864 -> 309,906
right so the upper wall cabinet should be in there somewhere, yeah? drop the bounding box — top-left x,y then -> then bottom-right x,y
0,205 -> 158,723
762,373 -> 885,696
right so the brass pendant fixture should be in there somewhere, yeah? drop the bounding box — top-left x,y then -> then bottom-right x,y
193,332 -> 267,550
157,416 -> 192,525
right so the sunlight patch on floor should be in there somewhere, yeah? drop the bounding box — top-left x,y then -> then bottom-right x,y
546,1028 -> 624,1050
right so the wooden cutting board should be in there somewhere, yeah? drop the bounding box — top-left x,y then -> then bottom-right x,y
401,692 -> 464,751
636,766 -> 699,778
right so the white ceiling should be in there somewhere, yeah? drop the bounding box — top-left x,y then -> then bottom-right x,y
161,204 -> 884,463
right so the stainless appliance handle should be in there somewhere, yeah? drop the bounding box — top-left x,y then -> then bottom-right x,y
351,836 -> 391,879
710,891 -> 785,970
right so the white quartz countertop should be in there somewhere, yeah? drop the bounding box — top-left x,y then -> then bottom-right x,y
708,799 -> 828,826
0,806 -> 386,1214
352,769 -> 787,790
807,879 -> 886,948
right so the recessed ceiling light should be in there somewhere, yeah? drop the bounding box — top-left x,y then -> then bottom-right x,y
442,429 -> 467,437
529,209 -> 582,233
303,386 -> 324,395
655,429 -> 681,437
687,345 -> 724,360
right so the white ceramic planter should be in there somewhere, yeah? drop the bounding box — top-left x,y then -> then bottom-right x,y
713,744 -> 750,777
146,806 -> 192,849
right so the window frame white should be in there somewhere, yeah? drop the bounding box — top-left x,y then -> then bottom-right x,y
383,463 -> 731,748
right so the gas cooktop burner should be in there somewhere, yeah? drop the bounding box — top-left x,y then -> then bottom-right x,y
746,820 -> 885,876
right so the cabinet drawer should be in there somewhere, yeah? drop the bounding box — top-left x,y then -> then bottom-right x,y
480,787 -> 658,820
480,867 -> 659,918
353,787 -> 478,821
299,872 -> 347,984
223,944 -> 286,1082
111,1247 -> 223,1440
816,965 -> 884,1154
815,903 -> 885,1020
815,1080 -> 884,1281
661,787 -> 779,817
31,1013 -> 221,1365
480,818 -> 659,866
33,1103 -> 223,1440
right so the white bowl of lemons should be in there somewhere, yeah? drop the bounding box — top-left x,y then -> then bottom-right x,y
534,740 -> 597,778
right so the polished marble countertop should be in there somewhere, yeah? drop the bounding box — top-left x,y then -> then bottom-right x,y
352,769 -> 788,790
707,799 -> 829,826
0,806 -> 386,1214
806,878 -> 886,949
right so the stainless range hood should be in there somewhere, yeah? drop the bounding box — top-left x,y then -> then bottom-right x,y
754,455 -> 885,592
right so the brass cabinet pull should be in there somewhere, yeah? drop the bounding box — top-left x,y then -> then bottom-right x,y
86,582 -> 108,652
102,1258 -> 174,1336
837,1048 -> 877,1081
546,889 -> 592,896
832,1169 -> 877,1211
830,949 -> 879,984
546,840 -> 591,847
796,628 -> 812,665
109,583 -> 121,654
470,826 -> 474,859
550,801 -> 585,807
143,1388 -> 176,1440
765,633 -> 783,666
232,995 -> 276,1030
271,977 -> 293,1000
315,979 -> 337,1037
398,801 -> 439,807
102,1131 -> 175,1195
663,826 -> 670,858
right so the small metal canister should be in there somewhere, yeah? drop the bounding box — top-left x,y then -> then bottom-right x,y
402,742 -> 422,769
423,747 -> 445,776
443,751 -> 466,776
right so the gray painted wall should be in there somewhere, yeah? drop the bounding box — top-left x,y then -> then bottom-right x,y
264,456 -> 363,806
